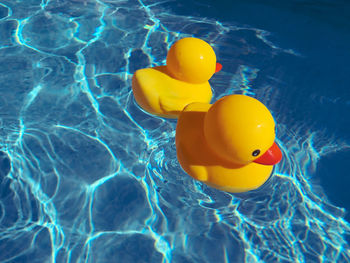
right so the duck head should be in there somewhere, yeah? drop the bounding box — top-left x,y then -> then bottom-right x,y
204,94 -> 282,166
166,37 -> 222,84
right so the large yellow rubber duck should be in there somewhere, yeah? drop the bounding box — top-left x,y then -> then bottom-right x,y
132,37 -> 222,118
175,94 -> 282,193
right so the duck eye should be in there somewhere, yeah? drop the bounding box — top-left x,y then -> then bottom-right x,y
252,149 -> 260,157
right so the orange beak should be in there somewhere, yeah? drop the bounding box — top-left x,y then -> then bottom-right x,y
215,62 -> 222,73
253,142 -> 282,165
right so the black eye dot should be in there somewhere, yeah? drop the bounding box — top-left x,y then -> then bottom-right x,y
252,149 -> 260,157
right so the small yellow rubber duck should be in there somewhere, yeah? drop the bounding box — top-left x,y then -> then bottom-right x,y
132,37 -> 222,118
175,94 -> 282,193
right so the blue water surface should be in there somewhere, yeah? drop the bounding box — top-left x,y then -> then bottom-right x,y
0,0 -> 349,262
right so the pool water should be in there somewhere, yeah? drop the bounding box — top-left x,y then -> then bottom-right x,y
0,0 -> 349,262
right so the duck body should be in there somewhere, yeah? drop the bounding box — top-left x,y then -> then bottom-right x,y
175,95 -> 282,193
132,66 -> 212,118
132,37 -> 221,118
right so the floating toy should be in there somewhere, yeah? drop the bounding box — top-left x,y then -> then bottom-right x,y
175,94 -> 282,193
132,37 -> 222,118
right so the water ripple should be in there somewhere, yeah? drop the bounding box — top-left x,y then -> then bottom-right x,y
0,0 -> 349,262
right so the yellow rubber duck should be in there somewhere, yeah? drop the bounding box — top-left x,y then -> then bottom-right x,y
175,94 -> 282,193
132,37 -> 222,118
